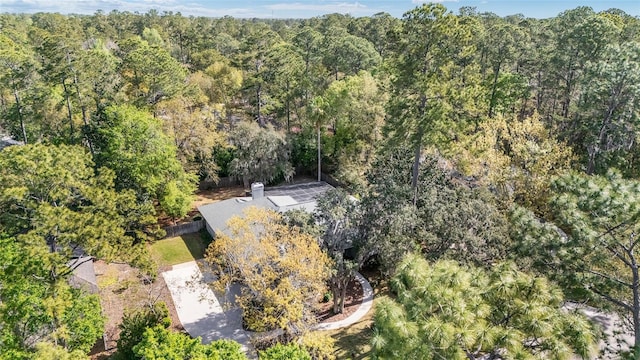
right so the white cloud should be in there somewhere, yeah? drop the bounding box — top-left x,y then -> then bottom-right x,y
266,2 -> 367,12
412,0 -> 458,3
0,0 -> 258,17
0,0 -> 386,18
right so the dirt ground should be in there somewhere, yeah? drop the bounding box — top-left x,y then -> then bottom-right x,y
90,261 -> 183,359
192,185 -> 246,209
191,175 -> 318,209
159,175 -> 321,226
316,277 -> 364,323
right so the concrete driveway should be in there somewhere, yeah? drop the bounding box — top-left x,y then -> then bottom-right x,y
161,261 -> 255,357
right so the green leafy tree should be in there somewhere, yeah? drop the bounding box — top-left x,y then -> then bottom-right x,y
0,144 -> 158,273
93,104 -> 196,218
318,71 -> 386,186
201,60 -> 243,115
372,254 -> 596,359
359,147 -> 510,273
264,41 -> 305,131
75,40 -> 123,114
358,147 -> 423,273
114,302 -> 171,360
157,95 -> 225,183
477,14 -> 529,118
0,237 -> 105,357
31,26 -> 84,143
238,24 -> 282,125
385,3 -> 476,196
452,112 -> 575,215
549,8 -> 618,120
132,325 -> 247,360
577,42 -> 640,175
291,26 -> 324,105
228,121 -> 294,187
322,32 -> 380,80
118,36 -> 187,108
355,12 -> 400,59
315,188 -> 360,314
0,33 -> 38,143
32,342 -> 89,360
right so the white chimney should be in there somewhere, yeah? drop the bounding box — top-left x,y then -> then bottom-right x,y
251,182 -> 264,200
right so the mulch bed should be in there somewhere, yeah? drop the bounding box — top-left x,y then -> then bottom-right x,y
315,276 -> 364,323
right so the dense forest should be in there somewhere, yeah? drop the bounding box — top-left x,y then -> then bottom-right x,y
1,3 -> 640,359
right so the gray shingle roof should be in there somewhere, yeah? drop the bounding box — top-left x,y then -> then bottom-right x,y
198,181 -> 334,237
68,256 -> 98,293
0,135 -> 23,150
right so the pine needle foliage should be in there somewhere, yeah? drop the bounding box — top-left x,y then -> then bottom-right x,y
372,254 -> 596,360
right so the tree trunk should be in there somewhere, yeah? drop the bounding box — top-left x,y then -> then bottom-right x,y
332,283 -> 340,314
317,126 -> 322,182
587,87 -> 621,174
256,84 -> 263,126
340,282 -> 347,314
12,85 -> 27,144
73,73 -> 88,127
73,72 -> 94,155
488,62 -> 502,118
412,93 -> 427,204
411,130 -> 423,205
62,79 -> 74,141
632,257 -> 640,359
286,81 -> 291,132
331,277 -> 349,314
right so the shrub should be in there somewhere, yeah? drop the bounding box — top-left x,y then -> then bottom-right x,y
259,343 -> 311,360
301,333 -> 336,360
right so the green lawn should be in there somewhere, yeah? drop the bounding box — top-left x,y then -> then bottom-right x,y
149,231 -> 212,267
321,306 -> 375,360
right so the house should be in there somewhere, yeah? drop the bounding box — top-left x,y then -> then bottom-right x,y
68,256 -> 99,294
198,181 -> 334,238
0,134 -> 23,150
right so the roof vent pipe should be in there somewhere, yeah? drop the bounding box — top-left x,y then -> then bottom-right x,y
251,182 -> 264,200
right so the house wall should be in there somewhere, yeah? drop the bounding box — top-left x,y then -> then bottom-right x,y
205,221 -> 215,239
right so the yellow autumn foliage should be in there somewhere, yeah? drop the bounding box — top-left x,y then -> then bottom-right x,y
206,207 -> 331,334
452,112 -> 575,214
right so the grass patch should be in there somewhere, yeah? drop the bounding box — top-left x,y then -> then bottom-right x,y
149,231 -> 212,267
321,305 -> 375,360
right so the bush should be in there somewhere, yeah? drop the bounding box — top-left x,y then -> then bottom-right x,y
133,326 -> 248,360
259,343 -> 311,360
212,145 -> 235,178
322,292 -> 332,303
114,302 -> 171,359
289,131 -> 317,171
301,333 -> 336,360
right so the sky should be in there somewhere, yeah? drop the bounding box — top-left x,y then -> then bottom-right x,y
0,0 -> 638,19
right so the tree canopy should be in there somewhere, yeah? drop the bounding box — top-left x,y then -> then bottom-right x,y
373,254 -> 596,359
0,6 -> 639,358
206,207 -> 331,334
